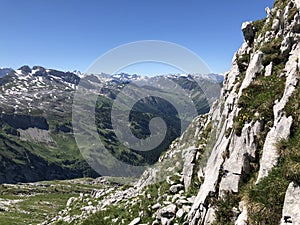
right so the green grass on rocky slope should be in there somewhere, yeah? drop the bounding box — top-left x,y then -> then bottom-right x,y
245,75 -> 300,224
80,181 -> 173,225
0,125 -> 97,183
0,178 -> 108,225
214,1 -> 300,223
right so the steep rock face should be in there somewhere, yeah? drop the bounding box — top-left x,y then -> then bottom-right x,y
188,0 -> 300,224
280,182 -> 300,225
135,113 -> 212,189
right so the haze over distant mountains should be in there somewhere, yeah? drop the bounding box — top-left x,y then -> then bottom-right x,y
0,68 -> 13,78
0,65 -> 222,183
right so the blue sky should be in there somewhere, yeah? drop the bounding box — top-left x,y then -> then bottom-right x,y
0,0 -> 274,75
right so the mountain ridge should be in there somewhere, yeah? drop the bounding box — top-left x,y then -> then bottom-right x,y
0,68 -> 13,78
0,66 -> 222,184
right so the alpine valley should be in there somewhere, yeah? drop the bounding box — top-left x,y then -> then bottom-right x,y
0,66 -> 222,184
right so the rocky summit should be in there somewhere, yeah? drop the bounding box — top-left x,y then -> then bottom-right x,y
0,0 -> 300,225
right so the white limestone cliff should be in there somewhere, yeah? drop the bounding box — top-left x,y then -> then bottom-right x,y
188,0 -> 300,224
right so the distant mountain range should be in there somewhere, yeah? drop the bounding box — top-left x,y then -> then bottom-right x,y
0,65 -> 222,183
0,68 -> 13,78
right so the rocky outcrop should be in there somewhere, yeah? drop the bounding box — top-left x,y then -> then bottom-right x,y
281,182 -> 300,225
128,217 -> 141,225
296,0 -> 300,9
18,127 -> 55,144
235,202 -> 248,225
242,22 -> 256,45
256,114 -> 293,182
257,31 -> 300,183
219,121 -> 261,194
188,0 -> 300,223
